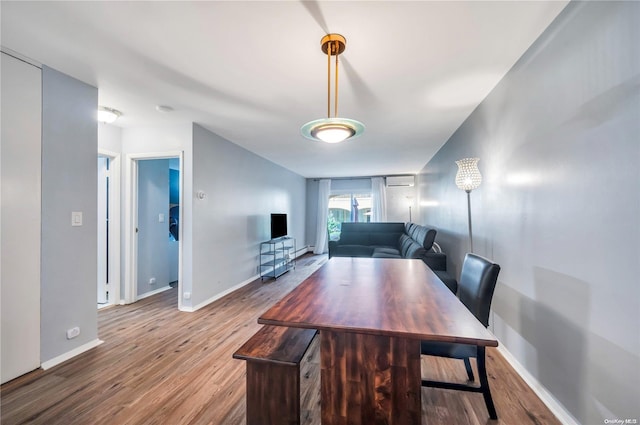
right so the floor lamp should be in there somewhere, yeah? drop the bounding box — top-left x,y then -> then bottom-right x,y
455,158 -> 482,253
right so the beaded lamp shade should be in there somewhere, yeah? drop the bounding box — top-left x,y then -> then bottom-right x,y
455,158 -> 482,192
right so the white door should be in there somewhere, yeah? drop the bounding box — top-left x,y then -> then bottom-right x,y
97,156 -> 109,305
1,52 -> 42,383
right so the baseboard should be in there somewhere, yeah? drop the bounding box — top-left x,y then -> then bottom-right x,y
41,338 -> 104,370
180,275 -> 259,313
296,246 -> 311,257
137,285 -> 172,301
497,343 -> 580,425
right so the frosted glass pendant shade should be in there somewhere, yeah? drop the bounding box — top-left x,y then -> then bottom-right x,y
455,158 -> 482,192
301,117 -> 365,143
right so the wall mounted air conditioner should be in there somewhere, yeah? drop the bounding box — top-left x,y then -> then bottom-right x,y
386,175 -> 415,187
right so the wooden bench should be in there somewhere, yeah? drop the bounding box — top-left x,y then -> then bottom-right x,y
233,325 -> 317,425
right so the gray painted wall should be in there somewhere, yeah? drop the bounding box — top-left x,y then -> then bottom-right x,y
416,2 -> 639,423
191,124 -> 306,308
137,159 -> 171,296
386,185 -> 416,223
41,66 -> 98,362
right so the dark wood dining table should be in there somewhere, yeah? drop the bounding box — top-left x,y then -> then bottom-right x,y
258,257 -> 498,425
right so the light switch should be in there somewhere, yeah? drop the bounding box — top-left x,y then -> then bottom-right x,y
158,213 -> 165,223
71,211 -> 83,226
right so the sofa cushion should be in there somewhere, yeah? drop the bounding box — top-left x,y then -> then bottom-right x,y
369,232 -> 402,248
338,232 -> 371,246
399,234 -> 413,257
331,245 -> 375,257
405,222 -> 436,250
372,247 -> 401,258
404,243 -> 427,259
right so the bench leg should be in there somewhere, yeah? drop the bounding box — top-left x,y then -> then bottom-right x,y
246,360 -> 300,425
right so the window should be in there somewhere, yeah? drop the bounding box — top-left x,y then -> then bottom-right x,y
328,193 -> 371,240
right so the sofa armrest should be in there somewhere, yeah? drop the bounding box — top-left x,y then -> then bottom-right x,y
421,252 -> 447,271
328,240 -> 338,258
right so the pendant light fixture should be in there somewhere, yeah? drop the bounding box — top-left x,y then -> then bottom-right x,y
301,34 -> 365,144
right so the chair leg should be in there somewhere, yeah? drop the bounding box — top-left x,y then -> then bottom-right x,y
463,357 -> 475,381
477,346 -> 497,420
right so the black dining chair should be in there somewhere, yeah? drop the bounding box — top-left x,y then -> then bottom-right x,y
421,253 -> 501,420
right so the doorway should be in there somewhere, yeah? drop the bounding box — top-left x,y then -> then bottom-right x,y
98,150 -> 120,308
124,152 -> 183,309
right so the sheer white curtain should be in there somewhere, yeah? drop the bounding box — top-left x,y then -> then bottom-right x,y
314,179 -> 331,254
371,177 -> 387,222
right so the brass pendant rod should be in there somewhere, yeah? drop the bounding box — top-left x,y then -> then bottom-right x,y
327,41 -> 331,119
334,41 -> 339,118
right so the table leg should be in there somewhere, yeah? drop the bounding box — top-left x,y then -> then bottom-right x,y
320,330 -> 421,425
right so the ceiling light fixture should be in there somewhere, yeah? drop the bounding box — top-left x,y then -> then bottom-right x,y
97,106 -> 122,124
301,34 -> 364,144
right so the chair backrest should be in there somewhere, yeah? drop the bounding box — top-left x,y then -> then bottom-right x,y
458,253 -> 501,328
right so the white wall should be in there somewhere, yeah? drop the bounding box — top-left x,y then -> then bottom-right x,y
136,160 -> 171,296
191,124 -> 306,309
1,52 -> 42,383
41,65 -> 99,363
417,2 -> 639,423
98,123 -> 122,153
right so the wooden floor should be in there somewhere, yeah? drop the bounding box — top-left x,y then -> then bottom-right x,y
1,254 -> 560,425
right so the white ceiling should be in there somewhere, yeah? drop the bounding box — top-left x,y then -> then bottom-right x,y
1,1 -> 568,178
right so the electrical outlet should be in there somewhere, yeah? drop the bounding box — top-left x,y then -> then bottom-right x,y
149,277 -> 156,285
66,327 -> 80,340
183,292 -> 191,300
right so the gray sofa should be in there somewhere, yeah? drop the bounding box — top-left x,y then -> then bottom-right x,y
328,222 -> 457,293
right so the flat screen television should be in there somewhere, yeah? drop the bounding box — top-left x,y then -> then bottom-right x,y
270,213 -> 288,239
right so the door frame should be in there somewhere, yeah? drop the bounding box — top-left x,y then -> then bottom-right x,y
124,151 -> 184,310
98,149 -> 121,306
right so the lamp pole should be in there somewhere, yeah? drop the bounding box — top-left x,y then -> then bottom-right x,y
466,190 -> 473,253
